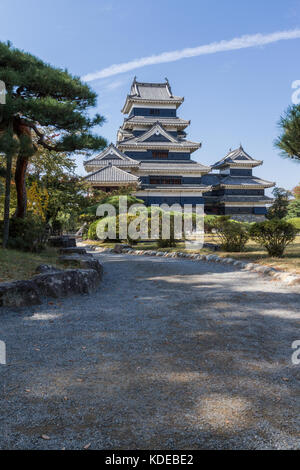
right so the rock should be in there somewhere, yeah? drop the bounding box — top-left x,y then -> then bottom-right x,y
254,265 -> 273,275
289,276 -> 300,286
244,263 -> 256,271
0,280 -> 42,308
58,255 -> 103,276
238,262 -> 247,269
33,269 -> 101,298
59,247 -> 88,256
35,264 -> 61,274
233,261 -> 243,268
113,244 -> 130,254
0,267 -> 103,309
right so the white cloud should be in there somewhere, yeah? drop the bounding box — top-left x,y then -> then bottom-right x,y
82,29 -> 300,82
104,79 -> 127,91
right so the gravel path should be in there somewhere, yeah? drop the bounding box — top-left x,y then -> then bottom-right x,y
0,253 -> 299,450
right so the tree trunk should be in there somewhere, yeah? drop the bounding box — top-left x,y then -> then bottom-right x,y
13,117 -> 36,219
14,153 -> 29,219
2,152 -> 13,248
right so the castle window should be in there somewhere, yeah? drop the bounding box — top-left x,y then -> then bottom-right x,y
149,109 -> 160,115
152,151 -> 168,159
150,177 -> 182,185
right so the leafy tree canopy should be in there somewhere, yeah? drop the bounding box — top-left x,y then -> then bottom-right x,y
275,104 -> 300,162
293,184 -> 300,199
267,187 -> 291,220
0,40 -> 107,222
287,198 -> 300,219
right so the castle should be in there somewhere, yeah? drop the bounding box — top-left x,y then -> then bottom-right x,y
84,79 -> 274,221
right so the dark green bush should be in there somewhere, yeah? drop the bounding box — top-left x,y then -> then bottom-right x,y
204,215 -> 219,233
6,215 -> 48,252
249,219 -> 297,257
156,238 -> 177,248
212,217 -> 250,252
81,195 -> 145,223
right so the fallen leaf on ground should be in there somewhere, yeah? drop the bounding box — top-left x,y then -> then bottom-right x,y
84,443 -> 91,450
41,435 -> 50,440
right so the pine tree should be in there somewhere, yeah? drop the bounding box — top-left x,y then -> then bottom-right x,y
275,105 -> 300,162
0,41 -> 106,247
267,187 -> 291,220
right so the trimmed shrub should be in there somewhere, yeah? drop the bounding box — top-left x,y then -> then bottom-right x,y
249,219 -> 297,257
88,214 -> 145,244
287,217 -> 300,232
212,217 -> 250,252
80,195 -> 144,223
204,215 -> 219,233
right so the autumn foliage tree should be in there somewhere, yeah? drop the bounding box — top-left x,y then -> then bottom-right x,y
0,41 -> 106,247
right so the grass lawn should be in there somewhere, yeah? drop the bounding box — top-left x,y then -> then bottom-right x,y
208,236 -> 300,274
84,234 -> 300,275
0,247 -> 59,283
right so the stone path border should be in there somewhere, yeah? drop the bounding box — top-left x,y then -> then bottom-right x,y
0,246 -> 103,309
84,244 -> 300,287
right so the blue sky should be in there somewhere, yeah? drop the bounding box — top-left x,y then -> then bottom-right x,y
1,0 -> 300,191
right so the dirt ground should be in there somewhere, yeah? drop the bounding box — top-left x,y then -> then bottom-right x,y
0,253 -> 299,449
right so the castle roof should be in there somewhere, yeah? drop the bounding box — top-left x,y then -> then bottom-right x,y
84,164 -> 139,184
122,79 -> 184,114
84,144 -> 139,172
122,115 -> 190,130
217,175 -> 275,189
212,145 -> 262,169
118,122 -> 201,152
201,172 -> 275,189
218,195 -> 273,203
139,161 -> 210,174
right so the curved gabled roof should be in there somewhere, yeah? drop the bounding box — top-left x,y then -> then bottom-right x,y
218,175 -> 275,188
84,144 -> 139,172
84,164 -> 139,183
122,115 -> 190,130
118,122 -> 201,152
212,145 -> 262,169
122,79 -> 184,114
139,161 -> 210,173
